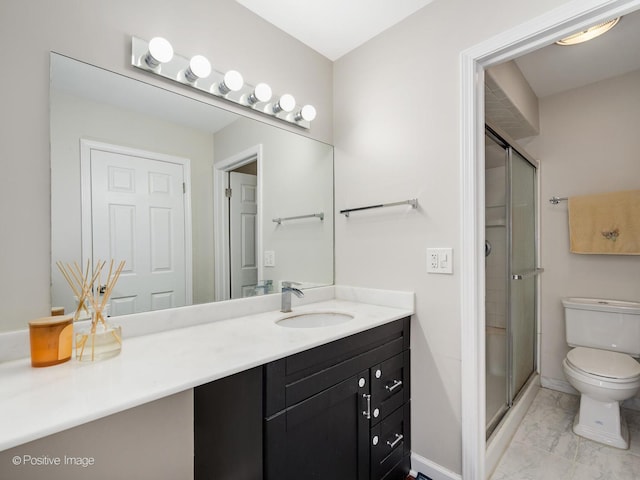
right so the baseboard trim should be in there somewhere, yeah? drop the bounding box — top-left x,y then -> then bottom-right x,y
540,376 -> 577,395
541,375 -> 640,411
411,452 -> 462,480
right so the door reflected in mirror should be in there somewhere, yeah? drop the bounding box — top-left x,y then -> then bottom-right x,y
50,53 -> 334,318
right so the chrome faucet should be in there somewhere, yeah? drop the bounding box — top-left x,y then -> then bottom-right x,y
281,281 -> 304,313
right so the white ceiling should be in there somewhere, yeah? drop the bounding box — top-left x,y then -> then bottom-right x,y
235,0 -> 435,60
237,2 -> 640,98
515,10 -> 640,98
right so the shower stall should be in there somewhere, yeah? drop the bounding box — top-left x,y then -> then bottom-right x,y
485,125 -> 539,437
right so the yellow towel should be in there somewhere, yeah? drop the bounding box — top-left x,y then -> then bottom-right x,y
568,190 -> 640,254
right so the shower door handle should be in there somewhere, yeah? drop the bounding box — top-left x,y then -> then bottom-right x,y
511,268 -> 544,280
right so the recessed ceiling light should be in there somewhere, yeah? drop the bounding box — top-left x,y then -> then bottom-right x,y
556,17 -> 621,46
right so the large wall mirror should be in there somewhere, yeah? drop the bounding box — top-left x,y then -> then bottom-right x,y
50,53 -> 334,317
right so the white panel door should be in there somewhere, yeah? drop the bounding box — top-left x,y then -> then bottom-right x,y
89,148 -> 188,315
230,172 -> 258,298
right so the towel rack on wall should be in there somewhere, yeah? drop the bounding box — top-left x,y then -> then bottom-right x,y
272,212 -> 324,225
549,196 -> 568,204
340,198 -> 418,217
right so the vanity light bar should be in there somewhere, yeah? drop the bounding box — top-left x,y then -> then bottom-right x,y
131,36 -> 315,129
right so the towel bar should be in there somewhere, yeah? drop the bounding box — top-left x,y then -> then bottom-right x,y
340,198 -> 418,217
272,212 -> 324,225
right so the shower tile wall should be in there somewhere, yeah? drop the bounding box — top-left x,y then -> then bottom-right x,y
486,166 -> 507,331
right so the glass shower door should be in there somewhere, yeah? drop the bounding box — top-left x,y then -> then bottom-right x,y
485,132 -> 509,433
508,148 -> 537,398
485,127 -> 538,438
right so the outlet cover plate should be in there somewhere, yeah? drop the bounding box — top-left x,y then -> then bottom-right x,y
427,248 -> 453,274
264,250 -> 275,267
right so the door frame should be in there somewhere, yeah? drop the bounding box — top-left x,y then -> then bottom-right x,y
459,1 -> 640,478
80,139 -> 193,306
213,144 -> 263,301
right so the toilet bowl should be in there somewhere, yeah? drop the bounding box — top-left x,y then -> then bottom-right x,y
563,347 -> 640,449
562,298 -> 640,449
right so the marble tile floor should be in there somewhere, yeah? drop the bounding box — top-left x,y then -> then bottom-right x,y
490,388 -> 640,480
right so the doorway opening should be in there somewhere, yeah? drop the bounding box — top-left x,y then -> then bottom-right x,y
227,162 -> 258,299
460,1 -> 640,479
213,144 -> 263,302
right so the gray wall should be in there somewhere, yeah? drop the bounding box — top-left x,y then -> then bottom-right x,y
527,69 -> 640,389
0,392 -> 193,480
333,0 -> 576,472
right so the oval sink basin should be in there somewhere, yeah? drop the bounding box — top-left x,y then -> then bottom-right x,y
276,312 -> 354,328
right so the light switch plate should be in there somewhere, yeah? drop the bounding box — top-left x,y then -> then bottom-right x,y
264,250 -> 275,267
427,248 -> 453,274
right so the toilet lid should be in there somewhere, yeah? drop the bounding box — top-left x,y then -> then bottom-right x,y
567,347 -> 640,379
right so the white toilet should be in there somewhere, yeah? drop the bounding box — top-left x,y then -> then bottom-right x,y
562,297 -> 640,449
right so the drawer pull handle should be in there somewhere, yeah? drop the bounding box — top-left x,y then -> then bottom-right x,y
385,380 -> 403,392
362,394 -> 371,419
386,433 -> 404,449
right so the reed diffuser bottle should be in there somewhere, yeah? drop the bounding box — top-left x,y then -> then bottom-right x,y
57,259 -> 125,362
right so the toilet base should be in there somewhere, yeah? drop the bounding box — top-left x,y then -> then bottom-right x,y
573,395 -> 629,449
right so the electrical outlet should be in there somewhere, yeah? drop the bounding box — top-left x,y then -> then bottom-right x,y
426,248 -> 453,274
429,251 -> 439,270
264,250 -> 275,267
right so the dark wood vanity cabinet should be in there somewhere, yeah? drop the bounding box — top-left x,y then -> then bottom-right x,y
195,316 -> 410,480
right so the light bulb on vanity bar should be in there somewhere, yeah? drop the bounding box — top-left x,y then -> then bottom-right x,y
217,70 -> 244,95
273,94 -> 296,113
246,83 -> 273,105
295,105 -> 317,122
143,37 -> 174,69
185,55 -> 211,83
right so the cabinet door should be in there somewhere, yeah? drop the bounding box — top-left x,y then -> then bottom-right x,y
194,367 -> 263,480
265,372 -> 370,480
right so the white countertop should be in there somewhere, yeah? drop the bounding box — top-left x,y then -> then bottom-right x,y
0,287 -> 413,452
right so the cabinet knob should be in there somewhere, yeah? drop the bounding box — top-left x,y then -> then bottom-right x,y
372,435 -> 379,446
373,408 -> 380,418
358,377 -> 366,388
375,369 -> 382,379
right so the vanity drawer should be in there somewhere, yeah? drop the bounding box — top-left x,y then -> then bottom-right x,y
370,403 -> 411,480
265,317 -> 410,416
370,351 -> 410,425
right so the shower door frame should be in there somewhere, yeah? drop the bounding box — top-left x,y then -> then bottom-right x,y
505,142 -> 539,407
484,125 -> 540,439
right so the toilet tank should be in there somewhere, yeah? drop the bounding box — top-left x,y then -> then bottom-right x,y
563,297 -> 640,356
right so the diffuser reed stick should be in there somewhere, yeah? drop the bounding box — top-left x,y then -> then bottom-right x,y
56,259 -> 125,361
